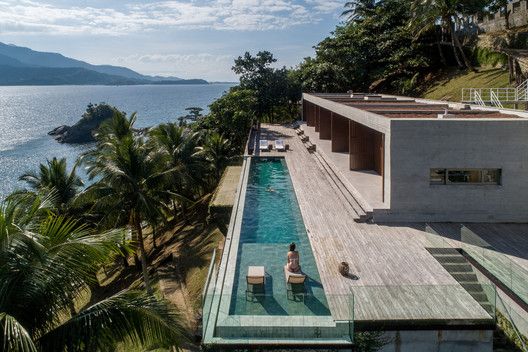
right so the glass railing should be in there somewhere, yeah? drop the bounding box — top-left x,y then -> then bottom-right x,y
457,226 -> 528,307
201,249 -> 219,338
423,224 -> 528,309
349,284 -> 496,325
496,294 -> 528,350
203,293 -> 354,343
202,285 -> 500,346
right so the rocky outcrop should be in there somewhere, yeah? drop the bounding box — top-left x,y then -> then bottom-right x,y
49,103 -> 117,143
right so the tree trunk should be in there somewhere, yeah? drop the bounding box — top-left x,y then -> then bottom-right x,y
508,56 -> 515,84
448,17 -> 473,71
447,22 -> 463,68
134,212 -> 152,294
152,224 -> 158,250
436,29 -> 447,66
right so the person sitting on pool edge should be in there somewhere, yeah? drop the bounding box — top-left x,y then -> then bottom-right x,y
286,242 -> 301,273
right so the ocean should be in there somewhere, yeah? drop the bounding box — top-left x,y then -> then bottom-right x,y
0,84 -> 234,199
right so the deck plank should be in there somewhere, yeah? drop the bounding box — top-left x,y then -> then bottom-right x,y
260,124 -> 494,323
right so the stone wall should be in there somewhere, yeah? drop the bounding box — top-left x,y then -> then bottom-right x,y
476,0 -> 528,33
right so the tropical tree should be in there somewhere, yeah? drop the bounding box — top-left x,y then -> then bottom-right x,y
150,123 -> 206,217
0,195 -> 186,351
199,133 -> 233,183
298,0 -> 431,94
342,0 -> 376,22
232,51 -> 296,122
410,0 -> 486,70
185,107 -> 204,122
19,157 -> 83,214
199,88 -> 257,153
83,112 -> 168,293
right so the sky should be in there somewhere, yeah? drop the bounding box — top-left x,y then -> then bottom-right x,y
0,0 -> 345,81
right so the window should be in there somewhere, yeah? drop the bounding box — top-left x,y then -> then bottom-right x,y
430,169 -> 501,185
447,170 -> 481,183
430,169 -> 446,185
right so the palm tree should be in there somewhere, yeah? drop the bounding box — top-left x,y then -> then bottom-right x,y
342,0 -> 376,23
150,123 -> 206,205
0,196 -> 186,351
199,133 -> 233,183
19,157 -> 83,214
94,109 -> 137,142
85,136 -> 167,293
410,0 -> 480,70
83,113 -> 168,294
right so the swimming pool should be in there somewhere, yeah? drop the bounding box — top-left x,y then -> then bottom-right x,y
229,157 -> 330,316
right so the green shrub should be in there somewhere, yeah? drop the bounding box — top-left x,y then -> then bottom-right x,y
473,47 -> 508,68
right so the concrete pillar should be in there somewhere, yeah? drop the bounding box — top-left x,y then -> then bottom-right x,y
331,113 -> 349,152
306,102 -> 316,127
315,106 -> 320,132
319,108 -> 331,140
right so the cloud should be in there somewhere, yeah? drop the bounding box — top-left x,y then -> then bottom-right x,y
305,0 -> 343,14
0,0 -> 343,35
117,53 -> 233,64
115,53 -> 236,79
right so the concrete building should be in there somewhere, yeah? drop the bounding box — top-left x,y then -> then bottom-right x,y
302,93 -> 528,222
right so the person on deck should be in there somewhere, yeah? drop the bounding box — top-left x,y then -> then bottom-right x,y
286,242 -> 301,273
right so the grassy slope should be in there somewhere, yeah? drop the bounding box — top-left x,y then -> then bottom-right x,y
422,68 -> 511,102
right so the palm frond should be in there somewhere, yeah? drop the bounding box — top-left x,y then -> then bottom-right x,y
0,313 -> 37,352
37,290 -> 187,351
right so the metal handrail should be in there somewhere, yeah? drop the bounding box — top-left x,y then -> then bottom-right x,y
473,90 -> 486,106
517,80 -> 528,101
490,90 -> 504,108
462,80 -> 528,105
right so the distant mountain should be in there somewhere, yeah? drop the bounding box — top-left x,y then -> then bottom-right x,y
0,65 -> 141,85
0,53 -> 28,67
0,42 -> 208,86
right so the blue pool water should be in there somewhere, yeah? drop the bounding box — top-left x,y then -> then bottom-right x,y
230,157 -> 330,316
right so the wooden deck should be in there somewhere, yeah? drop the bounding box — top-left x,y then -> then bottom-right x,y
259,124 -> 495,324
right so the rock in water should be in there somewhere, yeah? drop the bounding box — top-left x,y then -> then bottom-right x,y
49,103 -> 117,143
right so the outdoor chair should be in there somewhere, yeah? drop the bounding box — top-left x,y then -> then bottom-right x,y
259,140 -> 270,152
284,266 -> 306,301
275,139 -> 286,152
246,266 -> 265,301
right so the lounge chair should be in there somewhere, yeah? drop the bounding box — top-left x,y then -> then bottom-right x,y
246,266 -> 265,301
275,139 -> 285,152
259,140 -> 270,152
284,266 -> 306,301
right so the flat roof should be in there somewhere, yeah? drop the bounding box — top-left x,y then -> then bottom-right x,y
310,93 -> 527,120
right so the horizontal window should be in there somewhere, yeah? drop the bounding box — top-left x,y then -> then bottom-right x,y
430,169 -> 501,185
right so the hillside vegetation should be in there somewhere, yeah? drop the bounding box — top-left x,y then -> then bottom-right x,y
422,68 -> 511,102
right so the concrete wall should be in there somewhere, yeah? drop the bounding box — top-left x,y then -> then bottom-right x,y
379,330 -> 493,352
384,119 -> 528,222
